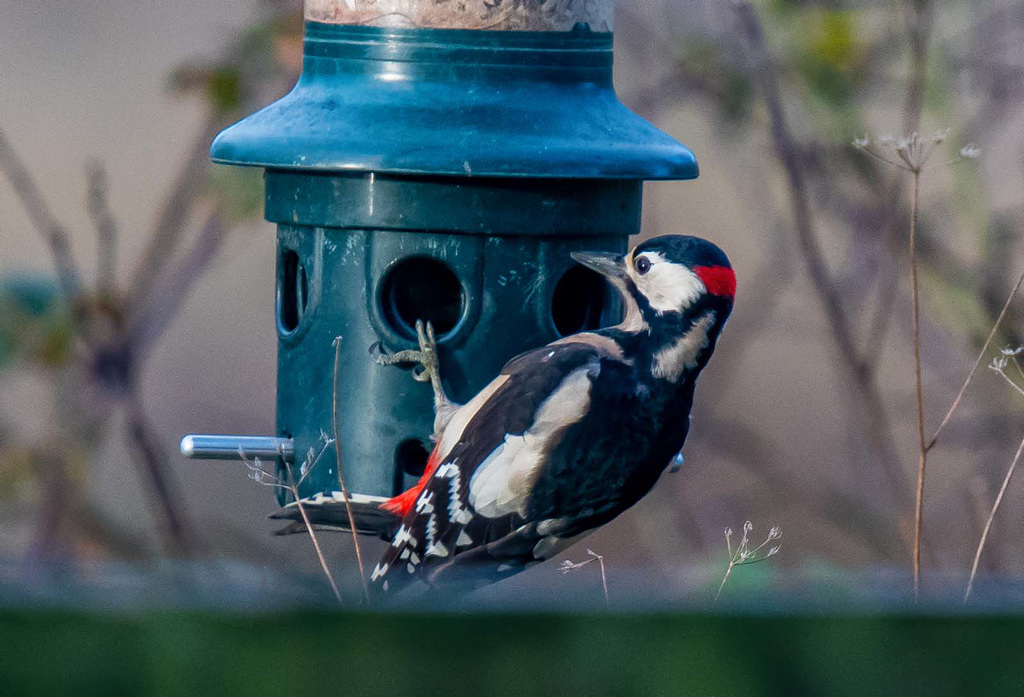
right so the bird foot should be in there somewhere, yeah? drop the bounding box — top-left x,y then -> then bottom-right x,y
370,320 -> 457,435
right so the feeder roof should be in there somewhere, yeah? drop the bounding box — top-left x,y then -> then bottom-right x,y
211,24 -> 698,181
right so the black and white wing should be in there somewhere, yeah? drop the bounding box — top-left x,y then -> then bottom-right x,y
369,339 -> 620,596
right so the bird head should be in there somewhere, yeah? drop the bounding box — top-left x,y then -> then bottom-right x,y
571,235 -> 735,380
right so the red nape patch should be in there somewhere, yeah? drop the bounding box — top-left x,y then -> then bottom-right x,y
694,265 -> 736,298
380,442 -> 442,517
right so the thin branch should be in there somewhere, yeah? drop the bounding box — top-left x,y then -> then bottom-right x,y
126,208 -> 227,360
992,365 -> 1024,399
243,444 -> 342,604
86,159 -> 119,296
0,128 -> 84,303
731,1 -> 908,508
333,336 -> 368,602
1010,355 -> 1024,385
283,460 -> 343,605
909,167 -> 926,600
124,394 -> 194,555
925,265 -> 1024,451
964,433 -> 1024,604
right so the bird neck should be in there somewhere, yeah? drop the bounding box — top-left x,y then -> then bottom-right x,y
603,293 -> 730,385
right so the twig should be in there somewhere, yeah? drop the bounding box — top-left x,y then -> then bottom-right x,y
925,265 -> 1024,452
333,336 -> 368,602
284,460 -> 343,605
124,394 -> 194,555
0,128 -> 84,306
964,434 -> 1024,603
909,166 -> 926,601
559,549 -> 609,607
243,440 -> 342,605
992,363 -> 1024,399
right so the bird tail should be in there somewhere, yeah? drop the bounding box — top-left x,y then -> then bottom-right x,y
379,442 -> 442,517
269,491 -> 400,540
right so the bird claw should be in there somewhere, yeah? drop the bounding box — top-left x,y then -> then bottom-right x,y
369,339 -> 424,368
369,320 -> 440,378
412,319 -> 439,380
370,320 -> 455,434
368,341 -> 386,362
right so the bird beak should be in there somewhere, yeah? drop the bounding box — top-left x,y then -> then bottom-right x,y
570,250 -> 628,281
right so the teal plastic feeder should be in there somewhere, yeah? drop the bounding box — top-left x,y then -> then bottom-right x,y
181,0 -> 698,529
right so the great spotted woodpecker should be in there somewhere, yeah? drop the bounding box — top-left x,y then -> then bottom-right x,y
369,235 -> 735,596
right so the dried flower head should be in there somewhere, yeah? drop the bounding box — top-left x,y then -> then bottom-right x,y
990,346 -> 1024,400
715,519 -> 784,603
852,130 -> 979,172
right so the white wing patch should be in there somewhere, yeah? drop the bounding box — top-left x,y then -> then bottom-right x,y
436,374 -> 510,460
652,311 -> 716,382
468,366 -> 596,518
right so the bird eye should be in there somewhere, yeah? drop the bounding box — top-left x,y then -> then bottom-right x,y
635,256 -> 651,275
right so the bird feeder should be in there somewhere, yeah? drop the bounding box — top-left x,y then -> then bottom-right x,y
181,0 -> 698,529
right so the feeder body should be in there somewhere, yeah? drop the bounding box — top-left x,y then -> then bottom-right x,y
209,0 -> 699,507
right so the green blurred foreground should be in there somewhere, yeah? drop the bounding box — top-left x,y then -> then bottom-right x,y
2,611 -> 1023,695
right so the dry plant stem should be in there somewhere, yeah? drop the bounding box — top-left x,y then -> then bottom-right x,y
994,368 -> 1024,398
714,563 -> 735,604
559,550 -> 609,606
284,460 -> 343,605
333,336 -> 369,602
713,524 -> 781,604
596,554 -> 609,607
964,434 -> 1024,604
926,265 -> 1024,452
733,1 -> 907,506
909,168 -> 926,600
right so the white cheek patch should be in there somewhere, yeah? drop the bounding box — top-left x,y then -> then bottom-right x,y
652,311 -> 716,382
632,252 -> 707,313
469,367 -> 595,518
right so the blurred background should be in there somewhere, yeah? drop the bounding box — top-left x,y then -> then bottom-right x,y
1,0 -> 1022,604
